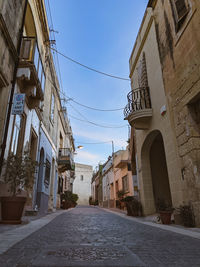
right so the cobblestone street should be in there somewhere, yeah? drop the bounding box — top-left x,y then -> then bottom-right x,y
1,206 -> 200,267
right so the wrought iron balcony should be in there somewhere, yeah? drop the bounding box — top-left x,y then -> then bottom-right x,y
16,37 -> 45,108
58,148 -> 74,172
124,87 -> 152,129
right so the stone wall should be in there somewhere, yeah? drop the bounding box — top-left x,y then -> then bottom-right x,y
0,0 -> 25,146
153,0 -> 200,225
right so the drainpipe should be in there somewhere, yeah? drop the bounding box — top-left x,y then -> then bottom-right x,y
0,0 -> 28,174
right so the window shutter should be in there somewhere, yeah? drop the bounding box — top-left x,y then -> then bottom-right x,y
137,52 -> 148,88
20,39 -> 32,60
174,0 -> 188,22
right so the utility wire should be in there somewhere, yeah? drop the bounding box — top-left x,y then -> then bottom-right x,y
46,74 -> 127,128
68,102 -> 127,128
70,99 -> 124,111
69,114 -> 127,128
46,0 -> 64,93
76,141 -> 113,145
48,46 -> 130,81
46,74 -> 125,112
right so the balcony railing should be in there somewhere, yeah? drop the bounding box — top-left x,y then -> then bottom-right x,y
58,148 -> 74,172
124,87 -> 152,129
17,37 -> 45,107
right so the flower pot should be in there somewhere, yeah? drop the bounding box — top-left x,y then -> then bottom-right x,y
159,211 -> 172,224
0,196 -> 26,224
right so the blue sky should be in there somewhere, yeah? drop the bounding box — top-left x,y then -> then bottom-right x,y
47,0 -> 148,168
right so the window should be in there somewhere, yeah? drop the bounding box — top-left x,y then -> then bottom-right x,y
137,52 -> 148,88
172,0 -> 189,30
44,159 -> 51,185
50,93 -> 55,122
127,163 -> 132,171
80,175 -> 83,181
10,114 -> 26,155
188,97 -> 200,133
57,176 -> 63,194
122,175 -> 129,192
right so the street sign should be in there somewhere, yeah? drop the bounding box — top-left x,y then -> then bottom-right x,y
12,93 -> 25,115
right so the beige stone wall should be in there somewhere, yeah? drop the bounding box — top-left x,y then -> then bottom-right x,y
153,0 -> 200,225
0,0 -> 25,145
129,8 -> 183,215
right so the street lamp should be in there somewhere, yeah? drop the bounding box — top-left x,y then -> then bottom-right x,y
76,140 -> 114,155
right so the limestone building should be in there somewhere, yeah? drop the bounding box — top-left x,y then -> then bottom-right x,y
73,163 -> 93,205
0,0 -> 75,216
125,0 -> 200,226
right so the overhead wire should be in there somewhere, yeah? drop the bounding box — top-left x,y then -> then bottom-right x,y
46,74 -> 127,128
48,46 -> 130,81
76,141 -> 113,145
68,114 -> 127,128
70,98 -> 124,111
46,0 -> 64,93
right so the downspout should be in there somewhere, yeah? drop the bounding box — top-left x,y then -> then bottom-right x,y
0,0 -> 29,174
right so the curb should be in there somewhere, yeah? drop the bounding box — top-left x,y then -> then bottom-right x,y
0,209 -> 72,254
100,207 -> 200,240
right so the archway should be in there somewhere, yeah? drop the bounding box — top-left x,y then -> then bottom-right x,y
36,147 -> 44,209
141,130 -> 172,214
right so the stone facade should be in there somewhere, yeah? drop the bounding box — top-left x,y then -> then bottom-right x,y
73,163 -> 93,205
126,0 -> 200,226
150,0 -> 200,225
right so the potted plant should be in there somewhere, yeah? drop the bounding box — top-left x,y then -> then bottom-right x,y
117,190 -> 125,210
176,203 -> 195,227
123,196 -> 142,216
156,198 -> 174,225
0,151 -> 37,224
61,191 -> 79,209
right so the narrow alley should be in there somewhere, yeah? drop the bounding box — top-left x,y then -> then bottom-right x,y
0,206 -> 200,267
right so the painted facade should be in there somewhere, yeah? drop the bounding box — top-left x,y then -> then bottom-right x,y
73,163 -> 93,205
0,0 -> 75,218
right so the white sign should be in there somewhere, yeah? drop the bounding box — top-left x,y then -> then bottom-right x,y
12,94 -> 25,115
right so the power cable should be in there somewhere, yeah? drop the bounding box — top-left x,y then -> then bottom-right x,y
48,46 -> 130,81
46,74 -> 127,128
46,74 -> 125,113
68,103 -> 127,128
76,141 -> 113,145
70,99 -> 124,111
46,0 -> 64,93
68,114 -> 127,128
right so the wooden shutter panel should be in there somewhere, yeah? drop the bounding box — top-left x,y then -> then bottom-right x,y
20,39 -> 32,60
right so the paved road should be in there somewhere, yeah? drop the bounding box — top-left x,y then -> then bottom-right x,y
0,206 -> 200,267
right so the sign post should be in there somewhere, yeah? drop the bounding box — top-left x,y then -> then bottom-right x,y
12,93 -> 25,115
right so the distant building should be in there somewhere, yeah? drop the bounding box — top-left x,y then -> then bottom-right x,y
73,163 -> 93,205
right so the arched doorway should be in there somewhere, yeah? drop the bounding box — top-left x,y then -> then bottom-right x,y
141,130 -> 172,214
36,147 -> 44,209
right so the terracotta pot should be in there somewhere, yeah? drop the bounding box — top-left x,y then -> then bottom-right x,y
159,210 -> 172,224
0,196 -> 26,224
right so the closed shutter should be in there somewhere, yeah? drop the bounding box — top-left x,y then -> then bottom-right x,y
20,39 -> 32,60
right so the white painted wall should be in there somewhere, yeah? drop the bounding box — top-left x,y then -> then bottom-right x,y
73,163 -> 93,205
